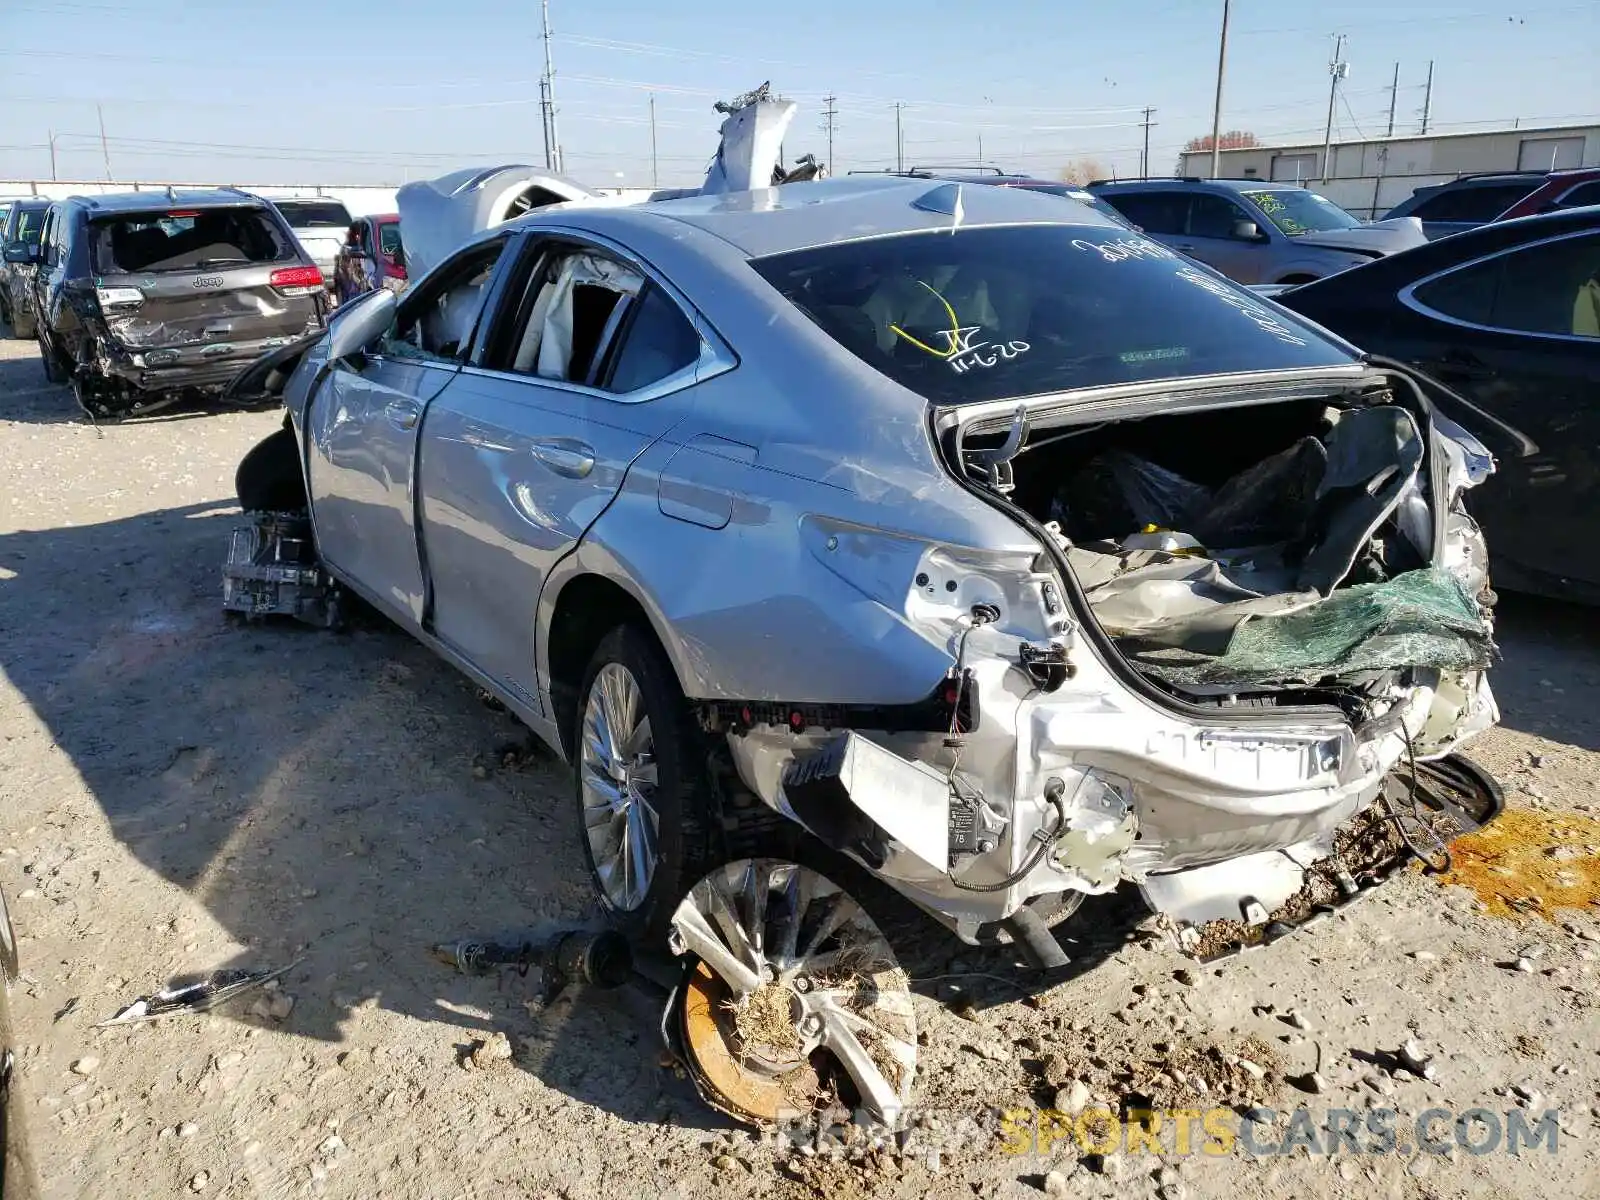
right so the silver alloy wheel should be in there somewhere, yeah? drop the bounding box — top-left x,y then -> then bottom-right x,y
579,661 -> 660,912
669,859 -> 917,1126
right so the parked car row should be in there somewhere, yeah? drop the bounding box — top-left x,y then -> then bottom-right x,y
0,190 -> 405,418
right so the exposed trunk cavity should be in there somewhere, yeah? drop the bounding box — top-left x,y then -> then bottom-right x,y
983,383 -> 1494,699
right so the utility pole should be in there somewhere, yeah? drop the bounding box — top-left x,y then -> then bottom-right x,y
1208,0 -> 1231,179
894,102 -> 905,173
821,93 -> 837,173
1420,60 -> 1434,134
1320,34 -> 1349,183
96,104 -> 112,180
539,0 -> 563,173
47,129 -> 57,181
1140,106 -> 1156,179
1385,61 -> 1400,136
649,94 -> 659,189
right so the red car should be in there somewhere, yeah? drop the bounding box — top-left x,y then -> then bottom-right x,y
333,213 -> 405,304
1496,167 -> 1600,221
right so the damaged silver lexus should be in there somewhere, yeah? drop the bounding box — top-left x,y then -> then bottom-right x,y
225,176 -> 1502,1125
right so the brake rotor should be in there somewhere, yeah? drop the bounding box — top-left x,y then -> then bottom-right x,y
667,859 -> 917,1127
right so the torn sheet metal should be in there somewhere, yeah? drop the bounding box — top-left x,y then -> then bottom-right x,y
97,962 -> 299,1026
702,84 -> 798,194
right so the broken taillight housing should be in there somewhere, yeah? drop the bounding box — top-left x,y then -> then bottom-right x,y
269,265 -> 325,296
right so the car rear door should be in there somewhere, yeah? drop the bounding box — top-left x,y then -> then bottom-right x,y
1399,229 -> 1600,590
416,233 -> 711,710
305,233 -> 516,627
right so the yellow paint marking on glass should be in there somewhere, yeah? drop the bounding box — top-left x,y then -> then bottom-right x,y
890,280 -> 963,359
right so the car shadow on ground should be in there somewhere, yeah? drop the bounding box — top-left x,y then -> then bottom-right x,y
1,489 -> 1592,1136
1484,590 -> 1600,751
0,499 -> 733,1133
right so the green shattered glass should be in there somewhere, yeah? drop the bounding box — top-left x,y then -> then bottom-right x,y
1132,568 -> 1493,685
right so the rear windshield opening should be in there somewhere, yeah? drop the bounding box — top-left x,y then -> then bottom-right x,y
273,200 -> 353,228
90,207 -> 294,274
751,225 -> 1352,405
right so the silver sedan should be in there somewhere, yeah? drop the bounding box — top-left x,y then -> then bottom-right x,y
228,177 -> 1502,1119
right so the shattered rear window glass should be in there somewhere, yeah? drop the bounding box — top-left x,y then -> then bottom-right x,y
377,223 -> 402,255
751,226 -> 1352,405
90,207 -> 295,274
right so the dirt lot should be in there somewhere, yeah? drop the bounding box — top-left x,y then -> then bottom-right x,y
2,329 -> 1597,1200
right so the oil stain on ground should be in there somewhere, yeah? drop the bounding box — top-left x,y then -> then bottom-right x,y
1436,805 -> 1600,920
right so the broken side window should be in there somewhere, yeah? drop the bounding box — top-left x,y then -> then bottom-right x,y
383,236 -> 508,364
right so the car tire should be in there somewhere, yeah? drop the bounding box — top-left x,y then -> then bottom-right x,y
573,624 -> 715,940
37,330 -> 68,384
0,289 -> 12,334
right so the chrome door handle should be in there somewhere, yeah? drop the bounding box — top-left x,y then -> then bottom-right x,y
530,438 -> 596,479
385,399 -> 421,430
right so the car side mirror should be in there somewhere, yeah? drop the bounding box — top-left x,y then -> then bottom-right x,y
2,241 -> 39,264
327,288 -> 397,361
1232,219 -> 1264,241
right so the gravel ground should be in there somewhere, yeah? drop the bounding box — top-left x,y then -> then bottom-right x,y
1,329 -> 1597,1200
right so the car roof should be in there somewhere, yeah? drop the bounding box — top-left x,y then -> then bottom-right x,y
1092,177 -> 1304,193
61,188 -> 267,216
531,176 -> 1124,257
1284,204 -> 1600,297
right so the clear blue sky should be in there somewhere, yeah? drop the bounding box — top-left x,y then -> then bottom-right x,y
1,0 -> 1594,188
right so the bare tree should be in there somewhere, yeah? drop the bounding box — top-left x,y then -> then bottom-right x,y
1059,158 -> 1112,186
1178,130 -> 1261,172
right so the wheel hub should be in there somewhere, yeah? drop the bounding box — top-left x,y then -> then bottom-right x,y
668,859 -> 917,1127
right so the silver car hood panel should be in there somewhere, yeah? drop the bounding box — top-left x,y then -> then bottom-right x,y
1291,216 -> 1426,256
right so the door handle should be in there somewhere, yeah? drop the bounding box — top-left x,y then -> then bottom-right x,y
530,438 -> 596,479
385,399 -> 421,430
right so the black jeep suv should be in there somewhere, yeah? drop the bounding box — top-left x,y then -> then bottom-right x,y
5,189 -> 327,418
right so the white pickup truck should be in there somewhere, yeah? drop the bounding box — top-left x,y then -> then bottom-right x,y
265,198 -> 354,295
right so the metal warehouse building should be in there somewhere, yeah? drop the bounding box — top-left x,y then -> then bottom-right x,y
1178,121 -> 1600,219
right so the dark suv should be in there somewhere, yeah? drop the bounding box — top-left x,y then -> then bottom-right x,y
6,189 -> 327,418
0,199 -> 49,338
1382,173 -> 1549,240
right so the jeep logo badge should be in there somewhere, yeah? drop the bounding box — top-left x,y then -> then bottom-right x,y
192,275 -> 224,289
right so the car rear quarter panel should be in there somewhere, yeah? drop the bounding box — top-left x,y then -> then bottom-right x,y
520,225 -> 1040,706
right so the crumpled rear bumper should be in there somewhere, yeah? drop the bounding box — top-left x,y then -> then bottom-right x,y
725,664 -> 1499,948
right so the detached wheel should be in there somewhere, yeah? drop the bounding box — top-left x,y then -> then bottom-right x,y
574,625 -> 712,938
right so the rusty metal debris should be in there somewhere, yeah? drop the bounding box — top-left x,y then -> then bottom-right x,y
431,929 -> 633,1004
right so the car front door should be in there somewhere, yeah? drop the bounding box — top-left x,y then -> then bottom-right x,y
1401,229 -> 1600,592
1178,193 -> 1271,282
416,234 -> 711,711
30,209 -> 63,334
305,233 -> 515,627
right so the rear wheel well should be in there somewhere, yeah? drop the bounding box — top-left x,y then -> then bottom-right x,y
546,575 -> 667,757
